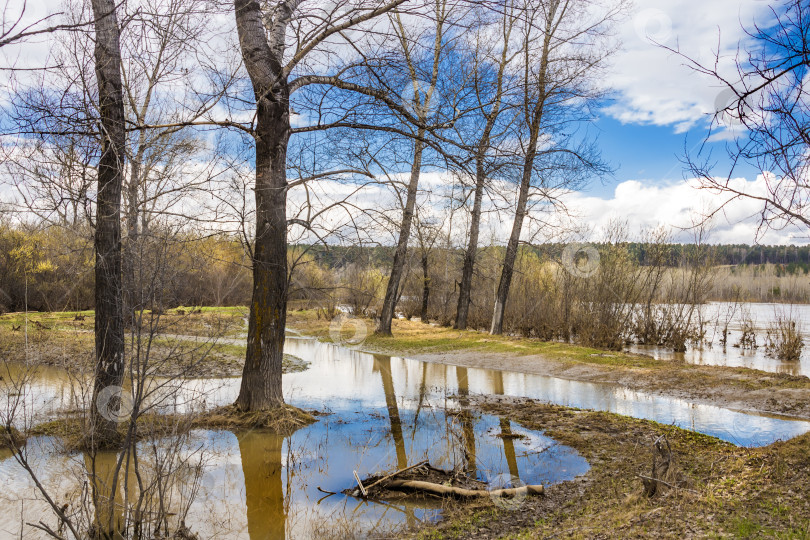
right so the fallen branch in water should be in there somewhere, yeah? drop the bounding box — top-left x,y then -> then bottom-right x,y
353,470 -> 368,497
386,479 -> 544,499
364,460 -> 430,491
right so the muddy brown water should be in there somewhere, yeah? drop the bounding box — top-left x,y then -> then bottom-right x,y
1,336 -> 810,538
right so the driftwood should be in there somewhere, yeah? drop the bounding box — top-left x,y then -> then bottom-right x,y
386,479 -> 544,499
364,460 -> 430,491
352,470 -> 368,497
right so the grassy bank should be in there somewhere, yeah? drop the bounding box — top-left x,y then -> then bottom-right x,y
412,398 -> 810,539
0,308 -> 310,377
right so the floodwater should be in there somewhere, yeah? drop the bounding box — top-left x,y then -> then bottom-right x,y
629,302 -> 810,377
0,339 -> 588,539
2,335 -> 810,538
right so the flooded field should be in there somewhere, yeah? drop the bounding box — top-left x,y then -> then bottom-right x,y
630,302 -> 810,376
2,335 -> 810,538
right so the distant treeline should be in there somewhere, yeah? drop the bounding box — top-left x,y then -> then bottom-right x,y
296,243 -> 810,274
3,220 -> 809,315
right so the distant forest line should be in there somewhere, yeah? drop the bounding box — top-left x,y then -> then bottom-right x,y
2,222 -> 809,315
297,243 -> 810,274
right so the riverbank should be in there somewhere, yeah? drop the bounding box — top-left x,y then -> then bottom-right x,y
287,311 -> 810,419
412,397 -> 810,539
0,309 -> 308,377
4,307 -> 809,417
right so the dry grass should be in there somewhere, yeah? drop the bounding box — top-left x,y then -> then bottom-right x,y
195,403 -> 316,433
414,399 -> 810,540
766,314 -> 804,362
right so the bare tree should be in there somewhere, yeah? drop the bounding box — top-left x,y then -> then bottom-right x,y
89,0 -> 127,446
684,0 -> 810,236
231,0 -> 412,410
454,3 -> 518,330
412,207 -> 442,322
375,0 -> 458,336
489,0 -> 620,335
0,0 -> 95,49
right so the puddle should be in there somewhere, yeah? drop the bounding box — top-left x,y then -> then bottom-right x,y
2,335 -> 810,537
0,342 -> 587,539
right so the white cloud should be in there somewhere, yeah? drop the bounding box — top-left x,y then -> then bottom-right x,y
604,0 -> 772,132
562,176 -> 810,245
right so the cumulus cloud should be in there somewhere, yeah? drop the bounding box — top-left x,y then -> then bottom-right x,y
561,176 -> 810,245
604,0 -> 772,133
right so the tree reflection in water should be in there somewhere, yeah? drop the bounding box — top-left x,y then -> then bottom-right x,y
238,429 -> 287,539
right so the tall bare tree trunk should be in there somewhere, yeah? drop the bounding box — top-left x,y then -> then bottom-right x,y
455,160 -> 486,330
377,133 -> 425,336
234,0 -> 289,410
490,5 -> 554,335
420,251 -> 430,322
123,158 -> 140,323
490,132 -> 538,335
90,0 -> 126,447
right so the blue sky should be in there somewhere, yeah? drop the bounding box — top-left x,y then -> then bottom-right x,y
1,0 -> 804,245
587,117 -> 761,199
551,0 -> 810,244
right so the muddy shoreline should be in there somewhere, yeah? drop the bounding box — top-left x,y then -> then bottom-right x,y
359,345 -> 810,420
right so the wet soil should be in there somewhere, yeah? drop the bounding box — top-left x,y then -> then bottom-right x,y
411,396 -> 810,539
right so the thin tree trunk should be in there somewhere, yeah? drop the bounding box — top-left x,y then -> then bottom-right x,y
123,158 -> 140,323
455,158 -> 486,330
490,142 -> 536,335
234,0 -> 289,410
377,132 -> 426,336
490,8 -> 553,335
90,0 -> 126,447
420,251 -> 430,322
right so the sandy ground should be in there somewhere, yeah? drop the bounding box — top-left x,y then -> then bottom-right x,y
381,348 -> 810,420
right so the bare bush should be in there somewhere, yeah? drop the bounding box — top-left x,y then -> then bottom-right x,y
766,311 -> 804,362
